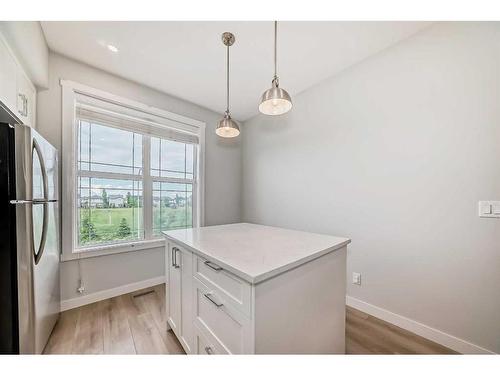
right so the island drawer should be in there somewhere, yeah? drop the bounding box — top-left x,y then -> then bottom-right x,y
193,255 -> 252,317
194,325 -> 227,355
193,277 -> 251,354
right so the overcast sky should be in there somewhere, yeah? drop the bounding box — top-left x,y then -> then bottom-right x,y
78,121 -> 194,197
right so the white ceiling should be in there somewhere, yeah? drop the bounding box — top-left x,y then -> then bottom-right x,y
41,21 -> 431,121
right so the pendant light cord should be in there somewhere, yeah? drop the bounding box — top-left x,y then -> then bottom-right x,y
226,43 -> 230,113
274,20 -> 277,79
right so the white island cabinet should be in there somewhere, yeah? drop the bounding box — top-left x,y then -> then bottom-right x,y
163,223 -> 350,354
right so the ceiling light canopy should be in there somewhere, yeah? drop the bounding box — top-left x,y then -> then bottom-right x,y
216,32 -> 240,138
259,21 -> 292,116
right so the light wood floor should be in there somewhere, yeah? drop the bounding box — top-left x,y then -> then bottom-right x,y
346,306 -> 456,354
44,284 -> 456,354
44,284 -> 184,354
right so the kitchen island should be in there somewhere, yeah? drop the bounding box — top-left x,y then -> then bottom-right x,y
163,223 -> 350,354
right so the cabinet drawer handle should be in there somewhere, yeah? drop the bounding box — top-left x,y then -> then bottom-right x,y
204,260 -> 223,271
205,346 -> 214,354
172,247 -> 180,268
204,293 -> 223,307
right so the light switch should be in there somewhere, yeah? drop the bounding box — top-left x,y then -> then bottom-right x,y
479,201 -> 500,218
352,272 -> 361,285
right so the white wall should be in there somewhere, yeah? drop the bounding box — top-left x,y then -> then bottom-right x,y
0,21 -> 49,88
242,22 -> 500,353
37,52 -> 241,302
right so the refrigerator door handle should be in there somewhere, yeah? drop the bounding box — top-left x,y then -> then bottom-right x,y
34,202 -> 48,265
10,199 -> 58,205
32,139 -> 49,266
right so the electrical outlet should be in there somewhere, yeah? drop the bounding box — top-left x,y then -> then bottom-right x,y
352,272 -> 361,285
77,279 -> 85,294
479,201 -> 500,218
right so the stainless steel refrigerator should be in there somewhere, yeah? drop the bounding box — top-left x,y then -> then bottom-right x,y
0,119 -> 60,354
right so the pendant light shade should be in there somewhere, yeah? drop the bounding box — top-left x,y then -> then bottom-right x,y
216,111 -> 240,138
216,32 -> 240,138
259,21 -> 292,116
259,77 -> 293,116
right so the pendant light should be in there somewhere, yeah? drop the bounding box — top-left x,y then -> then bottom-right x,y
259,21 -> 292,116
216,32 -> 240,138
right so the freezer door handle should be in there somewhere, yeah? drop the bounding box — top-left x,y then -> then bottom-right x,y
32,139 -> 49,265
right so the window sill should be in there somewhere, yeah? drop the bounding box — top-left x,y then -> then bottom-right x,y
60,238 -> 166,262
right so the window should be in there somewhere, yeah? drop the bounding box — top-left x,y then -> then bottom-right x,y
76,120 -> 145,247
61,80 -> 205,260
151,137 -> 194,236
76,114 -> 197,249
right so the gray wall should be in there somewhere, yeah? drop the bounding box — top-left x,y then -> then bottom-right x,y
37,52 -> 241,301
242,22 -> 500,353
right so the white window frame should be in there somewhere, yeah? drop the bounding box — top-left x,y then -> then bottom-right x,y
60,80 -> 205,261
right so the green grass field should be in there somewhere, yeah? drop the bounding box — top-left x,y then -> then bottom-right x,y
78,206 -> 192,246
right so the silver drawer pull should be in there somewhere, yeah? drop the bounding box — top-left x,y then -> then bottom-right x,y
204,260 -> 223,271
205,346 -> 214,354
204,293 -> 223,307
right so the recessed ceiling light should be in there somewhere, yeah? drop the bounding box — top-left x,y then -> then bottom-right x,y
107,44 -> 119,53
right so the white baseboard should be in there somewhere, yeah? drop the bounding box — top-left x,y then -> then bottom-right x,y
346,296 -> 495,354
60,276 -> 166,311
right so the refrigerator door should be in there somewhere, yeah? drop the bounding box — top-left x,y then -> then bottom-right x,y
14,125 -> 60,354
0,123 -> 18,354
32,130 -> 60,354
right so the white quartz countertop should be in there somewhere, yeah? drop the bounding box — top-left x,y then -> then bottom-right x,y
163,223 -> 350,284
